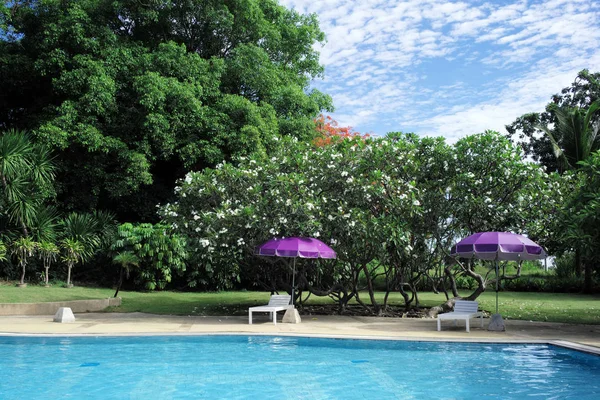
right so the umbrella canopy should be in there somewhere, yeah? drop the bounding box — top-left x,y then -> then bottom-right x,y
255,237 -> 337,259
451,232 -> 546,261
450,231 -> 547,326
255,237 -> 336,307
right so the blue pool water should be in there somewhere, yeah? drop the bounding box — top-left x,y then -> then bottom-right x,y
1,335 -> 599,399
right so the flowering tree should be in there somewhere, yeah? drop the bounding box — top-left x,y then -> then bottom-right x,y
161,135 -> 421,313
427,131 -> 565,314
313,115 -> 370,147
161,130 -> 558,315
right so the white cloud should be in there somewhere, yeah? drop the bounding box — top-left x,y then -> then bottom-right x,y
280,0 -> 600,139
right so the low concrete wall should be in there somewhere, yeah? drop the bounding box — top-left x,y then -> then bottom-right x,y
0,297 -> 121,316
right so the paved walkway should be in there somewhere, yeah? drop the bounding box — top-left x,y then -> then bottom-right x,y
2,312 -> 600,353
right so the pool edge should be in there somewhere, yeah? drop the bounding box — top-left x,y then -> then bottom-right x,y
2,330 -> 599,355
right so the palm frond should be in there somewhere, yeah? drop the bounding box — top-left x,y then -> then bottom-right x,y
30,206 -> 59,242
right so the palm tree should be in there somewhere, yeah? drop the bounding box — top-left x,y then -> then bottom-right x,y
538,100 -> 600,292
12,237 -> 37,287
60,238 -> 84,288
0,130 -> 55,237
59,212 -> 104,287
538,101 -> 600,172
38,241 -> 59,287
112,251 -> 140,297
0,130 -> 55,284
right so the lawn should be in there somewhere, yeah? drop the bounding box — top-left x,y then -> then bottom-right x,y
1,282 -> 599,324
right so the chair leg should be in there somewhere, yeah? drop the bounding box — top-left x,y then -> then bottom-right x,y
272,311 -> 276,325
480,315 -> 484,328
437,319 -> 441,331
249,311 -> 252,325
466,319 -> 470,333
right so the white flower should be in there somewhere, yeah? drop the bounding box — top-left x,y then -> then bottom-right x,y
341,171 -> 348,177
413,200 -> 421,206
279,217 -> 287,224
306,202 -> 315,210
346,177 -> 354,183
313,232 -> 320,237
193,215 -> 200,221
199,239 -> 210,247
219,228 -> 228,233
327,215 -> 334,221
286,199 -> 292,206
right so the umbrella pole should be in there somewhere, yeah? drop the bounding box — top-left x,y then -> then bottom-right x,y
291,258 -> 296,307
495,259 -> 499,314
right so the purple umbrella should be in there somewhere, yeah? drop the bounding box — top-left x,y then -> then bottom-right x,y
256,237 -> 337,305
451,232 -> 546,261
451,232 -> 546,319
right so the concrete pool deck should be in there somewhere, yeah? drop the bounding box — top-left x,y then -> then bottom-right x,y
1,312 -> 600,353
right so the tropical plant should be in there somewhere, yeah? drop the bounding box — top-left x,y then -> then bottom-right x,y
0,240 -> 7,262
112,223 -> 187,290
561,152 -> 600,292
60,238 -> 85,288
38,241 -> 59,287
58,212 -> 110,286
0,130 -> 55,236
537,101 -> 600,172
507,69 -> 600,171
112,251 -> 140,297
11,236 -> 37,286
59,213 -> 101,259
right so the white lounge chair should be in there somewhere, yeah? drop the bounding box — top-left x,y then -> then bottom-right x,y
248,294 -> 292,325
437,300 -> 484,333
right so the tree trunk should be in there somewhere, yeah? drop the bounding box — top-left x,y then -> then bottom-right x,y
45,266 -> 49,286
19,263 -> 26,285
362,264 -> 381,315
114,267 -> 124,297
67,264 -> 72,287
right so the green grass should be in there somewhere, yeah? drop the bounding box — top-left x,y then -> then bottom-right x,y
2,282 -> 599,324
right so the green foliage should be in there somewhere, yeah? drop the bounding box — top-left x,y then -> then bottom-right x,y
0,240 -> 6,261
0,130 -> 55,237
60,237 -> 85,287
554,253 -> 576,278
537,101 -> 600,172
160,131 -> 560,311
560,152 -> 600,291
112,223 -> 187,290
11,236 -> 37,285
112,250 -> 140,297
1,0 -> 332,220
507,69 -> 600,172
38,240 -> 59,286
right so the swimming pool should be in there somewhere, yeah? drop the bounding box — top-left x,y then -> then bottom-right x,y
1,335 -> 599,399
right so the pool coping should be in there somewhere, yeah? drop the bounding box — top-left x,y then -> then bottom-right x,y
2,331 -> 599,356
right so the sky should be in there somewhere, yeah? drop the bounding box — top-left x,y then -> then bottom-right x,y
280,0 -> 600,142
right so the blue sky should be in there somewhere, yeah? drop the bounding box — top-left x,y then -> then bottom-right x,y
280,0 -> 600,142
